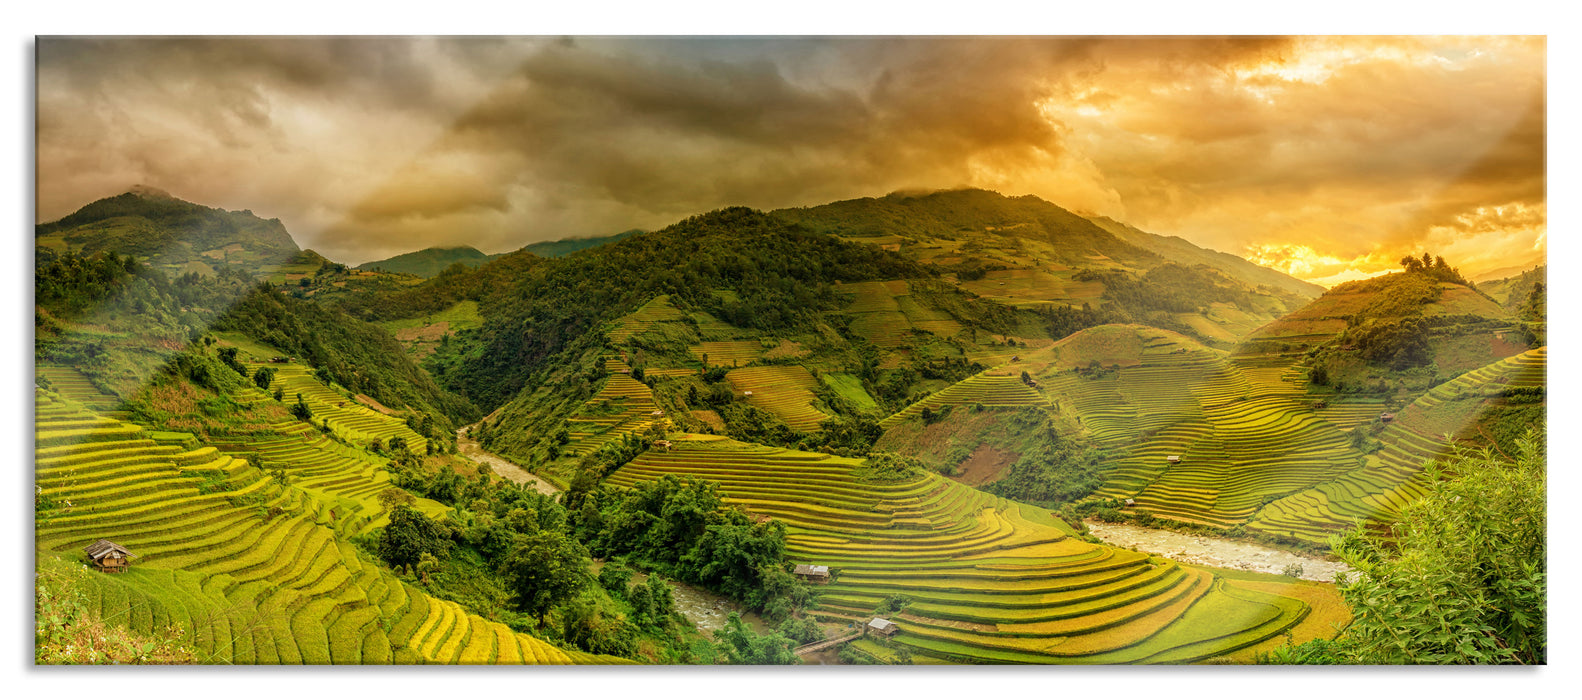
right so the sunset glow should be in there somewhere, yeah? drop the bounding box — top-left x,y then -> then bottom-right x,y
35,36 -> 1545,283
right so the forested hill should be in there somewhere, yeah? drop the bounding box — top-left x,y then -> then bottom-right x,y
211,285 -> 481,434
35,186 -> 300,276
773,188 -> 1159,268
524,229 -> 643,258
1084,215 -> 1324,298
772,188 -> 1320,300
426,207 -> 927,411
355,246 -> 498,277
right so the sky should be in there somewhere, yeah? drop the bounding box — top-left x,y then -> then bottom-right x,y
35,35 -> 1546,285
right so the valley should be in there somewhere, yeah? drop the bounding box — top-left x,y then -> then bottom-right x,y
33,186 -> 1546,666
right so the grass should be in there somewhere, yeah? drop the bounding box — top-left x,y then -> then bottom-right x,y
725,365 -> 830,432
606,436 -> 1316,663
33,387 -> 626,665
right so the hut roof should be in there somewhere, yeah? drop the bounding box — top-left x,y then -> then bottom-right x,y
793,564 -> 830,576
868,618 -> 897,631
84,539 -> 134,561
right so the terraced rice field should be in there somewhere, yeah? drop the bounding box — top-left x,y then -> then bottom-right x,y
689,340 -> 763,366
725,365 -> 830,432
250,362 -> 429,454
879,372 -> 1049,429
1248,347 -> 1547,544
37,364 -> 122,413
607,295 -> 687,343
34,390 -> 618,665
1013,333 -> 1370,530
607,439 -> 1312,663
563,358 -> 662,456
841,279 -> 963,347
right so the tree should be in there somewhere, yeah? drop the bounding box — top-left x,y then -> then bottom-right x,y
290,392 -> 312,421
500,529 -> 590,623
377,505 -> 452,570
251,366 -> 275,391
712,612 -> 797,665
376,487 -> 416,510
415,552 -> 440,585
1312,429 -> 1545,664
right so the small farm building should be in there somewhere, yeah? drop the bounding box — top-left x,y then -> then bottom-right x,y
84,539 -> 134,573
793,564 -> 831,583
1380,413 -> 1395,423
867,618 -> 899,637
655,440 -> 673,450
743,391 -> 753,397
1167,455 -> 1181,464
651,409 -> 665,417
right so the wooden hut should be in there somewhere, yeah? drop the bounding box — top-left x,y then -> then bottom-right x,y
650,409 -> 665,417
793,564 -> 831,583
84,539 -> 133,573
867,618 -> 899,638
655,440 -> 673,451
1380,412 -> 1395,423
1167,455 -> 1182,464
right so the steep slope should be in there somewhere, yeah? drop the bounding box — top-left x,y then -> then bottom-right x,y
524,229 -> 643,258
34,389 -> 622,665
356,246 -> 497,278
606,436 -> 1327,664
1084,216 -> 1324,298
1238,264 -> 1528,397
36,186 -> 301,277
773,189 -> 1319,347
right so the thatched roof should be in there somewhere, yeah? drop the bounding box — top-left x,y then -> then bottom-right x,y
868,618 -> 897,632
794,564 -> 830,577
84,539 -> 134,561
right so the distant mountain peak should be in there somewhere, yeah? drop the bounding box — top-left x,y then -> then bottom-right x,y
127,184 -> 175,199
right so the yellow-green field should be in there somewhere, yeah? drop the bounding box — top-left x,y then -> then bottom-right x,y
34,389 -> 621,665
607,438 -> 1327,664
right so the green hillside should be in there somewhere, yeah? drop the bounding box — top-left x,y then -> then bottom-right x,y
356,246 -> 497,278
774,189 -> 1318,348
36,186 -> 301,277
34,389 -> 623,665
605,437 -> 1338,664
524,229 -> 643,258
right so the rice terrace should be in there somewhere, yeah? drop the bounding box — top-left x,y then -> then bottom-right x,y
30,33 -> 1547,672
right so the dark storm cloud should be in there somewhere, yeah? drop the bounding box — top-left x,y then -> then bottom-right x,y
36,36 -> 1543,278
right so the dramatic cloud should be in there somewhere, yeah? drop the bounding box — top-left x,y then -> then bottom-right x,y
35,36 -> 1545,280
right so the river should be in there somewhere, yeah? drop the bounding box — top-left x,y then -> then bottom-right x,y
455,425 -> 560,496
1083,520 -> 1351,583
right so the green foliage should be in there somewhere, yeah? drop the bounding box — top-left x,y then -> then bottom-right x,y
429,207 -> 923,411
711,612 -> 798,665
776,616 -> 826,645
501,529 -> 591,621
251,366 -> 276,391
1327,429 -> 1545,664
577,475 -> 807,622
853,452 -> 927,483
378,504 -> 453,570
210,284 -> 478,433
981,410 -> 1105,506
598,562 -> 635,596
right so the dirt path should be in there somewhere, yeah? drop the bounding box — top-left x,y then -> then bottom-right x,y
1084,520 -> 1350,583
455,425 -> 559,496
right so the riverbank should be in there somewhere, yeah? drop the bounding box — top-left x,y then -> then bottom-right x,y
1084,520 -> 1351,583
455,425 -> 560,496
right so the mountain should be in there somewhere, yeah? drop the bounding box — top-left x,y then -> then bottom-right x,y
1083,215 -> 1324,298
35,185 -> 301,276
773,188 -> 1320,346
355,246 -> 497,278
524,229 -> 644,258
1237,260 -> 1533,408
